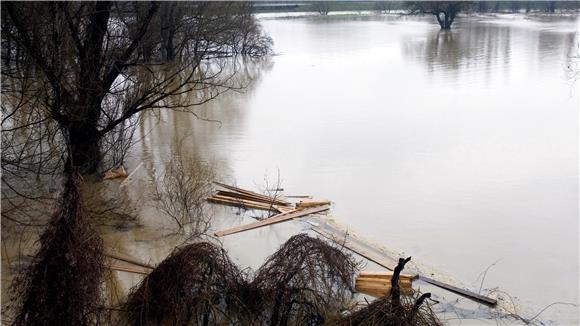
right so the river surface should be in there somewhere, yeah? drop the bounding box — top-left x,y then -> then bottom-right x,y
129,13 -> 580,324
4,13 -> 576,324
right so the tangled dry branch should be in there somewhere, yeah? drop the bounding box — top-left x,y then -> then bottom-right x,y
8,173 -> 106,326
124,234 -> 359,325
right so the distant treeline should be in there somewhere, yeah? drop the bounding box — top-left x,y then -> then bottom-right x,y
251,1 -> 580,14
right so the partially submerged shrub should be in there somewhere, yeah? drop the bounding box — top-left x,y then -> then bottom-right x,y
124,242 -> 245,325
10,173 -> 105,326
252,234 -> 358,325
124,234 -> 359,325
152,150 -> 214,235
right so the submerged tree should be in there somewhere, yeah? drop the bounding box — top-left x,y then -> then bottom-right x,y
1,1 -> 272,177
406,1 -> 471,30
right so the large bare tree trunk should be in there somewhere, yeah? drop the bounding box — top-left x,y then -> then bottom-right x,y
66,121 -> 102,174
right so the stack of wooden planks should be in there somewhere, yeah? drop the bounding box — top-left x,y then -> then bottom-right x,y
208,182 -> 293,213
355,271 -> 416,297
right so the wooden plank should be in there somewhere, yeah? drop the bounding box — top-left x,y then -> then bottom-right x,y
356,277 -> 413,286
355,280 -> 413,289
212,194 -> 293,213
296,199 -> 331,209
212,193 -> 275,207
214,182 -> 291,205
106,263 -> 151,275
216,190 -> 291,207
418,275 -> 497,306
311,224 -> 497,307
105,252 -> 155,269
208,196 -> 276,211
311,226 -> 398,270
215,205 -> 330,237
355,283 -> 413,296
359,271 -> 417,281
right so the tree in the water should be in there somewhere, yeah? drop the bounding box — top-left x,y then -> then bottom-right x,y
1,2 -> 271,175
406,1 -> 471,30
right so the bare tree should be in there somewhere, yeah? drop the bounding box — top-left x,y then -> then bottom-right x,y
152,138 -> 215,235
1,1 -> 271,177
313,1 -> 332,16
406,1 -> 472,30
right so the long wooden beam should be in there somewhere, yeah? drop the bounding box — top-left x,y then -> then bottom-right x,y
311,224 -> 497,307
311,226 -> 398,270
215,205 -> 330,237
106,263 -> 151,275
105,252 -> 155,269
208,195 -> 277,211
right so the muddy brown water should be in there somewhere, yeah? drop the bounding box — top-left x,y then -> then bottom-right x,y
2,13 -> 578,324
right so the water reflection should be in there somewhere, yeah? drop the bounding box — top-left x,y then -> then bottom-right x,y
403,25 -> 513,76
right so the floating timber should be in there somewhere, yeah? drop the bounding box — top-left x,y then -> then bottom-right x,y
355,273 -> 414,297
359,271 -> 418,282
215,204 -> 330,237
311,222 -> 497,307
311,225 -> 399,269
213,182 -> 291,206
296,199 -> 332,209
105,252 -> 155,270
106,262 -> 151,275
208,194 -> 280,211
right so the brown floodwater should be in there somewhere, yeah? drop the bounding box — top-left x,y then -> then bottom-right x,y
3,13 -> 578,324
137,14 -> 580,324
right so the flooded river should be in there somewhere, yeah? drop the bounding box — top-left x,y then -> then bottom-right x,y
3,13 -> 577,325
137,14 -> 580,323
131,13 -> 580,324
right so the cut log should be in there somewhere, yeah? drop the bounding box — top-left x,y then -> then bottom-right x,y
215,205 -> 330,237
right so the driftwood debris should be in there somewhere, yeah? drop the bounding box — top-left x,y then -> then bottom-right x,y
207,182 -> 496,307
296,199 -> 331,209
355,273 -> 414,298
207,182 -> 294,213
311,223 -> 497,307
215,205 -> 330,237
106,262 -> 151,275
103,166 -> 128,180
105,252 -> 155,270
312,225 -> 399,269
213,182 -> 291,205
